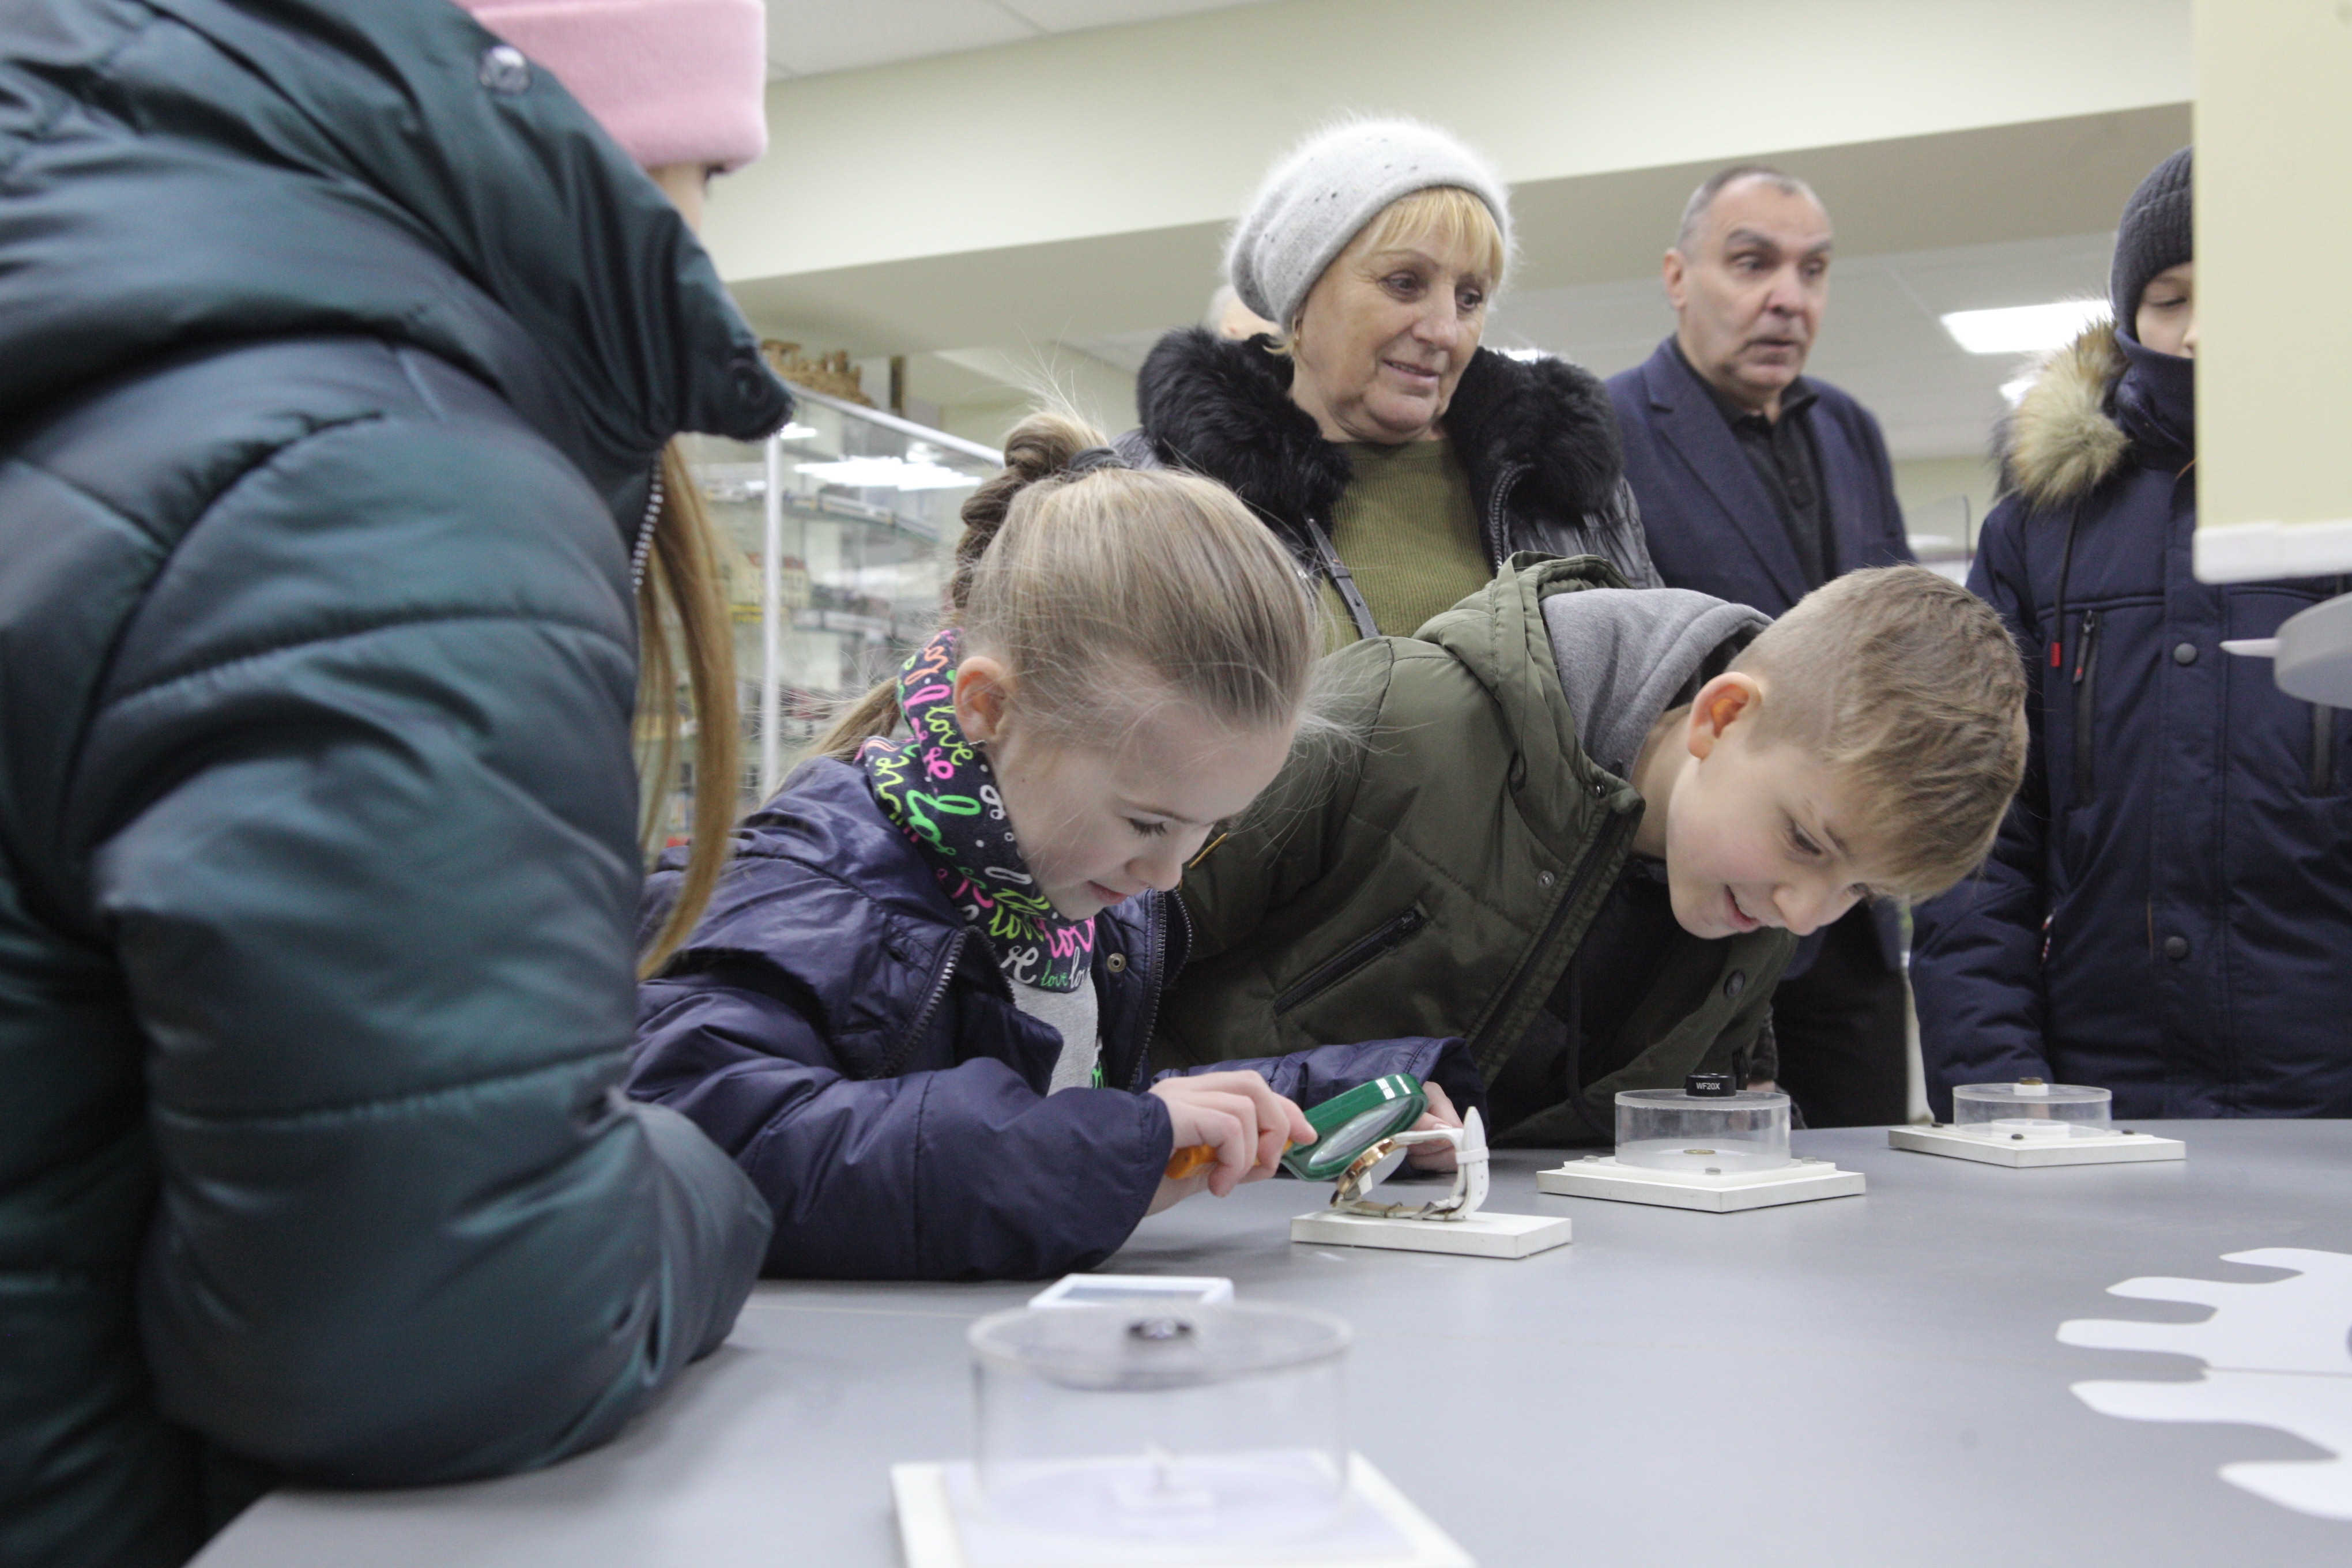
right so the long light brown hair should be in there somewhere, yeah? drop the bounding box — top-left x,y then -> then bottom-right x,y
811,410 -> 1320,762
635,442 -> 741,977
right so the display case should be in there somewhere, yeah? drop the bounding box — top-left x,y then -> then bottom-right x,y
673,389 -> 1002,832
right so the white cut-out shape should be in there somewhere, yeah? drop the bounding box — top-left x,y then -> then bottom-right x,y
2060,1248 -> 2352,1374
2059,1248 -> 2352,1521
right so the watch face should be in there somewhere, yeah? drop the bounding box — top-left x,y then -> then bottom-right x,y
1350,1144 -> 1412,1200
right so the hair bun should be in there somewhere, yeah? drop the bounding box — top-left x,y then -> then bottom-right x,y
950,411 -> 1110,615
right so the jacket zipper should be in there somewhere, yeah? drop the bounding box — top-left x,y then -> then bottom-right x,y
2315,575 -> 2346,795
2313,703 -> 2335,795
1272,904 -> 1429,1016
2071,609 -> 2101,800
1121,894 -> 1189,1091
881,926 -> 976,1079
1469,808 -> 1634,1078
1485,462 -> 1525,568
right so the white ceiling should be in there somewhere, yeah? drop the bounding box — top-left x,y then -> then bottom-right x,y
763,0 -> 1280,78
1065,231 -> 2118,462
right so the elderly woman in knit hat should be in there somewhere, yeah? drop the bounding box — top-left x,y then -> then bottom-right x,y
1914,147 -> 2352,1125
1121,118 -> 1657,643
0,2 -> 783,1560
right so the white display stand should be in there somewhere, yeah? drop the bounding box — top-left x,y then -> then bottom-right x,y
1289,1108 -> 1569,1257
1890,1125 -> 2186,1168
1288,1208 -> 1571,1259
1536,1155 -> 1864,1212
891,1451 -> 1475,1568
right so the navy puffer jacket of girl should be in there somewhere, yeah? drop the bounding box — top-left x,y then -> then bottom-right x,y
630,760 -> 1486,1280
1910,322 -> 2352,1119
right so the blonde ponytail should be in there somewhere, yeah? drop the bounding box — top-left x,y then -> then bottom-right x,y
635,442 -> 743,978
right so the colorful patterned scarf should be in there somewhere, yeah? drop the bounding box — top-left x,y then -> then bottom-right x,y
860,629 -> 1096,992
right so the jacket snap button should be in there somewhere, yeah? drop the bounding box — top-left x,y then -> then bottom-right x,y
2162,935 -> 2189,960
1105,953 -> 1128,974
1589,781 -> 1607,798
730,350 -> 778,405
1538,870 -> 1555,888
478,44 -> 532,94
1724,970 -> 1746,998
2173,642 -> 2198,666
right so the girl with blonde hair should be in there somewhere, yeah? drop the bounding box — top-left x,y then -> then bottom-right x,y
630,414 -> 1480,1279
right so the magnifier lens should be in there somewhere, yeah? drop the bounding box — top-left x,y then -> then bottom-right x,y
1322,1105 -> 1407,1164
1281,1074 -> 1426,1182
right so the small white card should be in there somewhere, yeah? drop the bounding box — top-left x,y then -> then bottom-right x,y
1027,1274 -> 1236,1310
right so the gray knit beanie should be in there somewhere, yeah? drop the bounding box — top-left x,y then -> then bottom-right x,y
1226,118 -> 1513,333
2111,146 -> 2192,330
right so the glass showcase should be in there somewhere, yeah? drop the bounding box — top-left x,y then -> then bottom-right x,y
669,388 -> 1002,836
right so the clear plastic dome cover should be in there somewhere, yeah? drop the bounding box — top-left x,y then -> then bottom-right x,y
1615,1088 -> 1792,1172
968,1303 -> 1351,1541
1951,1081 -> 2113,1139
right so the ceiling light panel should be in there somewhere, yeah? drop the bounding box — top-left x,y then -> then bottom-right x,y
1940,300 -> 2110,355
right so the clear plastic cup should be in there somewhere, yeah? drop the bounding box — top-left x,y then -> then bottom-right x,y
1615,1087 -> 1792,1173
968,1302 -> 1351,1541
1950,1081 -> 2113,1138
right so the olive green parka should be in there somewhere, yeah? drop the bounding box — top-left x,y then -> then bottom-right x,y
1158,557 -> 1795,1143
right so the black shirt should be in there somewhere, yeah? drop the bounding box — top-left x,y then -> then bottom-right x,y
1487,858 -> 1680,1137
1672,338 -> 1832,590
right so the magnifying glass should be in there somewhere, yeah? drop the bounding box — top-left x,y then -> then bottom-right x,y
1162,1073 -> 1427,1181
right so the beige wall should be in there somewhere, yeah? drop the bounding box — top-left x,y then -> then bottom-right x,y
713,0 -> 2189,359
2190,0 -> 2352,582
716,0 -> 2188,281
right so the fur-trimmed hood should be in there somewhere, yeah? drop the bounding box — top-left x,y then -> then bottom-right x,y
1997,322 -> 2131,509
1129,326 -> 1626,564
1997,321 -> 2193,512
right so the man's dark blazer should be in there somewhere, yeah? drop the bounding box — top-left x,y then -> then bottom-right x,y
1607,336 -> 1915,970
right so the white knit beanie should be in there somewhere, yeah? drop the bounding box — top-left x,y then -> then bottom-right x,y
1226,119 -> 1513,331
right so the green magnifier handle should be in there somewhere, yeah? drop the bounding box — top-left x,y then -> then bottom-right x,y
1280,1073 -> 1427,1182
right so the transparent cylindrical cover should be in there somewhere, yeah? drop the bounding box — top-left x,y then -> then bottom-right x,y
1951,1081 -> 2112,1139
1615,1088 -> 1792,1172
969,1303 -> 1351,1541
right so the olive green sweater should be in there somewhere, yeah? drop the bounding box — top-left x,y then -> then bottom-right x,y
1316,438 -> 1490,644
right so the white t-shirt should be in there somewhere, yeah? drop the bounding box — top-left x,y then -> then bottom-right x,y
1011,975 -> 1103,1094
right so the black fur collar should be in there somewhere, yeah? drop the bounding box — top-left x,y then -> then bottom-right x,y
1132,326 -> 1624,557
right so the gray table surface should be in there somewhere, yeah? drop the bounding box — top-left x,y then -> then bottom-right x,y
194,1121 -> 2352,1567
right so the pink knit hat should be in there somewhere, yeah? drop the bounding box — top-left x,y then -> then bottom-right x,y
455,0 -> 768,172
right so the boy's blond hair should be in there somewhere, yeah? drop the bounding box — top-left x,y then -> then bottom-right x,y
1732,566 -> 2028,901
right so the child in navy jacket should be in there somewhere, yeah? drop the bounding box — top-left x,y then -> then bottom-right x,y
630,415 -> 1482,1279
1913,148 -> 2352,1118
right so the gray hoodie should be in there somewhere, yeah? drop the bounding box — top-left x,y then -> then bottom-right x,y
1543,587 -> 1771,779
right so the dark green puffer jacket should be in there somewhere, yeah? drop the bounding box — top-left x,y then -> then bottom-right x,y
1158,557 -> 1795,1143
1,3 -> 784,1562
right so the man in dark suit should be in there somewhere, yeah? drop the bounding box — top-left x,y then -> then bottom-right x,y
1607,164 -> 1915,1128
